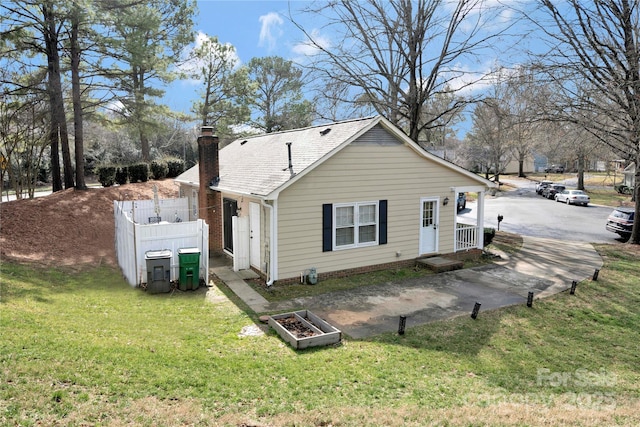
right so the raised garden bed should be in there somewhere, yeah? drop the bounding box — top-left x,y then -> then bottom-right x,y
268,310 -> 341,350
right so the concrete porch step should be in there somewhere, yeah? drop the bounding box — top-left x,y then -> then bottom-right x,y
416,256 -> 464,273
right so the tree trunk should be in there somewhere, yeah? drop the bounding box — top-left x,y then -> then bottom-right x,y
140,131 -> 150,162
43,2 -> 74,191
70,11 -> 87,190
43,3 -> 61,192
576,154 -> 585,191
50,126 -> 62,192
630,167 -> 640,245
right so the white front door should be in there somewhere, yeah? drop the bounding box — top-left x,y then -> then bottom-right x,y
419,198 -> 439,254
249,202 -> 261,269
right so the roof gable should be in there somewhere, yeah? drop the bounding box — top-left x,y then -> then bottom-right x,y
215,116 -> 379,197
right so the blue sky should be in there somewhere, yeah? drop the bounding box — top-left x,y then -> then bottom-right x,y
193,0 -> 301,62
165,0 -> 312,115
164,0 -> 532,135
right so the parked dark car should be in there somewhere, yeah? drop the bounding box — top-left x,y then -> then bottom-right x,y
457,192 -> 467,212
542,184 -> 566,199
606,207 -> 635,241
535,180 -> 553,193
537,182 -> 552,195
545,164 -> 565,173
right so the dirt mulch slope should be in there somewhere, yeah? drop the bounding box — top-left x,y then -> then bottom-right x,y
0,180 -> 178,269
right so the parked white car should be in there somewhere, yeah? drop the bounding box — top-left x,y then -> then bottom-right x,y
555,189 -> 590,206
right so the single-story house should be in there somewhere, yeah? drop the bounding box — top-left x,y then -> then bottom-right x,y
175,116 -> 496,285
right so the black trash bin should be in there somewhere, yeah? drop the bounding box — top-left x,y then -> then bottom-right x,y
145,249 -> 172,293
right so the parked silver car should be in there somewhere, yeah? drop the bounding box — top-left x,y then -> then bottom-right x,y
554,189 -> 590,206
606,207 -> 634,241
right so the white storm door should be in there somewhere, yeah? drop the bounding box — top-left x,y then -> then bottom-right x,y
232,216 -> 250,271
419,198 -> 439,254
249,202 -> 261,269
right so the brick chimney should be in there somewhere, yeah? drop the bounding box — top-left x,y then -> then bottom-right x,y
197,126 -> 223,253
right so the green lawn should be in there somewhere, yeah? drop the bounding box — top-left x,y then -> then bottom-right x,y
1,244 -> 640,426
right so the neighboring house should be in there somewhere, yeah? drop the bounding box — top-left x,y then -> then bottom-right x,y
502,157 -> 535,175
175,116 -> 496,285
623,162 -> 636,188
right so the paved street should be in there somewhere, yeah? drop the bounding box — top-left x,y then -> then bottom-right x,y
459,178 -> 620,243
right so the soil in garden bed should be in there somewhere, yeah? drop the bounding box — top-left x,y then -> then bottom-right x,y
276,316 -> 318,338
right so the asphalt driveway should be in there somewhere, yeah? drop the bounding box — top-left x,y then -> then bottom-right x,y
213,236 -> 603,339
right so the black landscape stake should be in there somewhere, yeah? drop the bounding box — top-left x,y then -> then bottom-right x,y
527,291 -> 534,308
570,280 -> 578,295
471,302 -> 481,319
593,269 -> 600,281
398,315 -> 407,335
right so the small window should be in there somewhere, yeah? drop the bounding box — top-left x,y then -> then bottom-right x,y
333,202 -> 378,250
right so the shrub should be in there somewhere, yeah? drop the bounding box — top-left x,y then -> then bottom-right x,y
115,166 -> 128,185
128,163 -> 149,183
165,157 -> 185,178
150,160 -> 169,180
96,165 -> 116,187
483,227 -> 496,247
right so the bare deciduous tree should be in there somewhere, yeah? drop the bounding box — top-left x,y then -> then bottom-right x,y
465,97 -> 511,183
295,0 -> 514,142
534,0 -> 640,243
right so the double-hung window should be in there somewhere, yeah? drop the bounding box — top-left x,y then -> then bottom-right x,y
333,202 -> 378,250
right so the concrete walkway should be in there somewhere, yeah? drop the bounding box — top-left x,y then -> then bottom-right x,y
209,236 -> 603,339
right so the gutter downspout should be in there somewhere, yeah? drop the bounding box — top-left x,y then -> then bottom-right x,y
261,198 -> 277,286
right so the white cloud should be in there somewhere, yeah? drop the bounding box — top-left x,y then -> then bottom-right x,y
258,12 -> 284,52
440,61 -> 496,97
291,28 -> 331,57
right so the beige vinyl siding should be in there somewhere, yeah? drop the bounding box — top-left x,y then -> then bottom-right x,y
178,183 -> 199,221
276,141 -> 484,281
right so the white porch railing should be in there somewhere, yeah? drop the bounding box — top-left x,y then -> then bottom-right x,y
456,223 -> 478,251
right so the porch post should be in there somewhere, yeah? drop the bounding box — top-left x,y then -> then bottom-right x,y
477,191 -> 485,248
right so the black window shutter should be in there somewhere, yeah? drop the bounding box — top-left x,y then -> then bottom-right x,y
322,203 -> 333,252
379,200 -> 388,245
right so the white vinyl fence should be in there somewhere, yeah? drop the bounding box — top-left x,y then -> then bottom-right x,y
114,198 -> 209,287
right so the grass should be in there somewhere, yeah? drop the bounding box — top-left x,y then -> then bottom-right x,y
248,232 -> 522,302
1,243 -> 640,426
527,171 -> 624,187
247,265 -> 438,302
584,188 -> 634,207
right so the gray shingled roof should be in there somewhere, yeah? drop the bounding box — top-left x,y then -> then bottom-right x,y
175,115 -> 495,198
176,116 -> 380,197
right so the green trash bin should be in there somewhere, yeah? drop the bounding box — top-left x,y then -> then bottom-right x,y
178,248 -> 200,291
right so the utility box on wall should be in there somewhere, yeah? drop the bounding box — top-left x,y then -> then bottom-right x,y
145,249 -> 172,293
